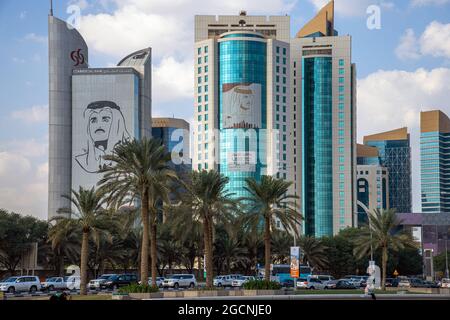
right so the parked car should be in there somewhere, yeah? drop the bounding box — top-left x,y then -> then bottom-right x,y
0,276 -> 42,294
163,274 -> 197,289
306,277 -> 327,290
344,275 -> 366,287
440,278 -> 450,288
280,279 -> 295,288
385,278 -> 397,287
323,280 -> 338,289
232,276 -> 255,287
140,277 -> 165,288
397,276 -> 411,288
423,280 -> 440,288
100,274 -> 138,290
41,277 -> 67,291
296,278 -> 308,289
65,275 -> 80,290
313,275 -> 335,282
213,274 -> 242,287
88,274 -> 116,291
335,279 -> 357,290
409,278 -> 427,288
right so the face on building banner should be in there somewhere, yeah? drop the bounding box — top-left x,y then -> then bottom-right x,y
222,83 -> 261,129
290,247 -> 300,278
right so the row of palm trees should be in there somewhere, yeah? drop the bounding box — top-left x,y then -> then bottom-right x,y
52,137 -> 416,294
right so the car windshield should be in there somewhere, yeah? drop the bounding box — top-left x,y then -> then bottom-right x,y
3,277 -> 18,283
99,275 -> 114,280
46,277 -> 57,282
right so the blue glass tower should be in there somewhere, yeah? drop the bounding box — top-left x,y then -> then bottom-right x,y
218,32 -> 267,199
421,110 -> 450,213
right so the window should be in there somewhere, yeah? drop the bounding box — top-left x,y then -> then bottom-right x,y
339,59 -> 344,66
198,164 -> 202,171
204,46 -> 208,53
204,163 -> 209,170
198,153 -> 202,160
205,55 -> 209,63
205,104 -> 208,111
198,57 -> 202,64
205,85 -> 208,92
276,66 -> 280,73
276,46 -> 280,54
198,76 -> 202,84
276,56 -> 280,63
197,47 -> 201,55
205,75 -> 209,82
283,57 -> 286,65
198,105 -> 202,112
198,67 -> 201,74
197,86 -> 202,94
339,86 -> 344,93
198,116 -> 202,123
339,77 -> 344,83
283,67 -> 286,74
197,96 -> 202,103
205,95 -> 209,102
339,103 -> 344,110
339,94 -> 345,101
205,66 -> 209,73
205,114 -> 209,121
204,124 -> 208,130
339,68 -> 345,75
283,48 -> 287,55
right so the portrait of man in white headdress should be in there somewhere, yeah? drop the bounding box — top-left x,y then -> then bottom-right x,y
75,100 -> 131,173
222,83 -> 261,129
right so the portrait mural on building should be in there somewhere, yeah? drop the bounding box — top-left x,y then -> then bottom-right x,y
222,83 -> 261,129
75,100 -> 131,173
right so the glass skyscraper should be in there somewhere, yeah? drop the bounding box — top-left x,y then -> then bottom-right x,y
364,127 -> 412,213
292,0 -> 357,236
421,110 -> 450,213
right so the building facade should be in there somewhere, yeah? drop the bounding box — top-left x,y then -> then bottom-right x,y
193,12 -> 293,200
152,117 -> 191,175
356,144 -> 389,225
291,0 -> 357,236
364,127 -> 412,214
421,110 -> 450,213
48,13 -> 151,220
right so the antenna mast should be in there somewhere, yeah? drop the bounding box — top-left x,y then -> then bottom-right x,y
50,0 -> 54,16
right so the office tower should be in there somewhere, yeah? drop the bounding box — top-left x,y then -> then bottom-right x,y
152,117 -> 191,175
291,0 -> 357,236
363,127 -> 412,213
193,12 -> 293,199
48,11 -> 151,220
421,110 -> 450,213
356,144 -> 389,225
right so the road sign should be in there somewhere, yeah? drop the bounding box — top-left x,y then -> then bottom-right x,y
393,270 -> 399,277
290,247 -> 300,278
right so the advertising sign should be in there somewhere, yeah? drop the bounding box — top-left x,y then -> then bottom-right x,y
222,83 -> 261,129
290,247 -> 300,278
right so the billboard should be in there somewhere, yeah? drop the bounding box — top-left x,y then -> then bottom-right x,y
72,71 -> 139,192
290,247 -> 300,278
222,83 -> 261,129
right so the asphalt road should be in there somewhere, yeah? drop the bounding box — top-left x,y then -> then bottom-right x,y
149,294 -> 450,300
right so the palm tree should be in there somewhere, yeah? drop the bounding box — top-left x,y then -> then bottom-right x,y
353,209 -> 417,290
171,170 -> 236,288
271,231 -> 293,264
55,187 -> 112,295
98,137 -> 176,287
47,220 -> 80,276
243,176 -> 301,281
297,236 -> 328,270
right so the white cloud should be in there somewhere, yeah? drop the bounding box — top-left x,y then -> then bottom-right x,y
23,33 -> 47,44
11,105 -> 48,124
153,57 -> 193,103
308,0 -> 394,17
19,11 -> 27,20
411,0 -> 450,7
358,67 -> 450,212
68,0 -> 90,10
0,152 -> 48,220
396,21 -> 450,60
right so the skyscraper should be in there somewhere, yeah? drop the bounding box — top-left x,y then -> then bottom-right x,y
48,12 -> 151,220
421,110 -> 450,213
291,0 -> 357,236
193,12 -> 293,199
356,144 -> 389,225
363,127 -> 412,213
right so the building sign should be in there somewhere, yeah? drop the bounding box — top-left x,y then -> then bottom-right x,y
290,247 -> 300,279
72,72 -> 139,192
222,83 -> 261,129
227,151 -> 256,172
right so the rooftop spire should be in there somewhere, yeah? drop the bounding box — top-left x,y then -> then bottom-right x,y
296,0 -> 334,38
50,0 -> 53,16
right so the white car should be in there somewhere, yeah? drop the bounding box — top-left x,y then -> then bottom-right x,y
41,277 -> 67,291
163,274 -> 197,289
214,274 -> 242,287
232,276 -> 255,287
139,277 -> 164,288
306,277 -> 327,290
0,276 -> 42,294
440,278 -> 450,288
88,274 -> 116,291
296,278 -> 308,289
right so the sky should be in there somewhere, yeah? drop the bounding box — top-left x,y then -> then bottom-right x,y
0,0 -> 449,220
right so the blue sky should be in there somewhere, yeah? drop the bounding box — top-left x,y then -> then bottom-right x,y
0,0 -> 449,219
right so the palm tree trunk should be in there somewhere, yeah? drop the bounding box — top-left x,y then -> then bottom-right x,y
382,246 -> 387,291
150,208 -> 158,287
80,230 -> 89,295
58,254 -> 64,277
140,188 -> 150,285
264,214 -> 271,282
204,217 -> 213,288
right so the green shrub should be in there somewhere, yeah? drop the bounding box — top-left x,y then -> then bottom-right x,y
243,280 -> 282,290
118,284 -> 159,294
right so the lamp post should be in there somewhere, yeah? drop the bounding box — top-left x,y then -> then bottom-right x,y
445,234 -> 449,279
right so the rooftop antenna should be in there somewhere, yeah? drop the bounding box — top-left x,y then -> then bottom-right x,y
50,0 -> 53,16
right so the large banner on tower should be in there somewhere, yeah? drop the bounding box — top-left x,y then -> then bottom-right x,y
71,70 -> 139,192
222,83 -> 261,129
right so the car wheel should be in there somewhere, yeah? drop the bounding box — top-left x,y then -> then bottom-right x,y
324,286 -> 328,290
29,286 -> 37,293
174,283 -> 179,289
48,285 -> 55,292
309,286 -> 315,290
7,287 -> 15,294
189,283 -> 195,289
218,283 -> 222,287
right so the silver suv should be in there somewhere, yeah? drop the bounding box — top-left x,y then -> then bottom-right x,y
163,274 -> 197,289
214,274 -> 242,287
0,276 -> 41,293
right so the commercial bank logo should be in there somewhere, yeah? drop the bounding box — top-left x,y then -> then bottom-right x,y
70,49 -> 85,67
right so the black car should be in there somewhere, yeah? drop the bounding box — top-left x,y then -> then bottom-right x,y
335,280 -> 357,289
409,278 -> 427,288
100,274 -> 138,290
281,279 -> 295,288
